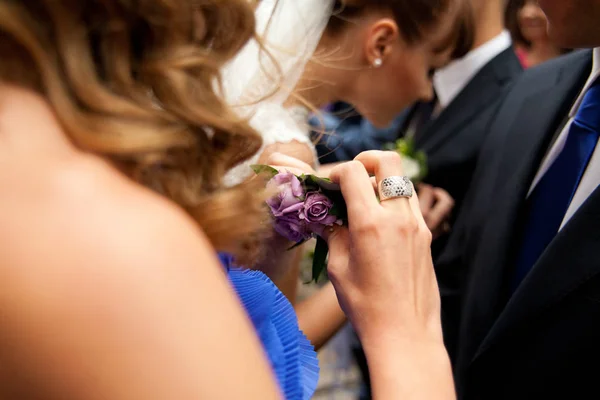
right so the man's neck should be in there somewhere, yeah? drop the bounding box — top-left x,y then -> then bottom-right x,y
471,2 -> 505,49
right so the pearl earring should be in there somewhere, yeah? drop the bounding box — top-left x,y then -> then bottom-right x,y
373,58 -> 383,68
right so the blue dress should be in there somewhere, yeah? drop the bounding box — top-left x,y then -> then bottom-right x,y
219,253 -> 319,399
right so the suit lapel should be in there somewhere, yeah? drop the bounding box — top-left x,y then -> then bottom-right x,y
475,186 -> 600,361
466,52 -> 594,364
457,82 -> 566,366
417,81 -> 495,153
415,49 -> 520,154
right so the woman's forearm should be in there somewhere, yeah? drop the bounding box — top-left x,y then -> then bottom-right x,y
362,335 -> 455,400
295,282 -> 347,350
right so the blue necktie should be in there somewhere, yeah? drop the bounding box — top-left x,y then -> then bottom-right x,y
511,81 -> 600,292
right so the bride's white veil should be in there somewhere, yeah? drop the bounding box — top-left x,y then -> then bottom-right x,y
221,0 -> 335,186
222,0 -> 335,109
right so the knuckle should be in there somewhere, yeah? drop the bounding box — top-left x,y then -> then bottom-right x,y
421,225 -> 433,244
327,257 -> 343,278
395,213 -> 420,234
265,151 -> 281,164
327,260 -> 350,285
356,150 -> 402,167
353,210 -> 387,234
381,150 -> 403,168
339,160 -> 364,177
354,218 -> 379,236
418,220 -> 433,244
355,150 -> 380,160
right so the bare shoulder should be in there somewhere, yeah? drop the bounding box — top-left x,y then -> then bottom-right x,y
0,87 -> 280,400
0,86 -> 215,279
0,88 -> 222,310
0,87 -> 229,335
0,157 -> 280,399
0,154 -> 217,281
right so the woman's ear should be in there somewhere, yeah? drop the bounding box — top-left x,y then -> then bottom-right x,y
365,19 -> 399,67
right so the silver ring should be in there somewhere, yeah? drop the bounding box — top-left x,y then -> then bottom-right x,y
378,176 -> 413,201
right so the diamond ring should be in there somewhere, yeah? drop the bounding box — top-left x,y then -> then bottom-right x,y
378,176 -> 413,201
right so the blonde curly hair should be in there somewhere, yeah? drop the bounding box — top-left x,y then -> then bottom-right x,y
0,0 -> 270,263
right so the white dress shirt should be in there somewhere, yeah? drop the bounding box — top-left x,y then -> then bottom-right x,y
527,48 -> 600,230
433,30 -> 513,109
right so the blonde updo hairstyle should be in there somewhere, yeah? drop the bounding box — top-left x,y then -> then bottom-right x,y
0,0 -> 270,263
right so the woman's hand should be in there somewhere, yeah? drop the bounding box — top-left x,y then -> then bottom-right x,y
324,151 -> 453,399
268,151 -> 454,398
268,151 -> 443,344
324,151 -> 441,344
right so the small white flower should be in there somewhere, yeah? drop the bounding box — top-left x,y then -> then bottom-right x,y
401,156 -> 421,181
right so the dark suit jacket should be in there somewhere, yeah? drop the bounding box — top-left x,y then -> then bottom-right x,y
399,48 -> 523,259
317,49 -> 523,261
316,49 -> 522,197
405,48 -> 523,223
437,50 -> 599,399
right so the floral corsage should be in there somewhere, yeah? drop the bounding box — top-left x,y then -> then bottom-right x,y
252,165 -> 347,282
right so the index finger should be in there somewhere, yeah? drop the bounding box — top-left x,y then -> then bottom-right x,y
354,152 -> 427,225
355,150 -> 413,212
329,161 -> 379,218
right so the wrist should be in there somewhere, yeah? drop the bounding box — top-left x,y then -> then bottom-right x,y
357,316 -> 445,352
361,330 -> 448,364
362,334 -> 454,399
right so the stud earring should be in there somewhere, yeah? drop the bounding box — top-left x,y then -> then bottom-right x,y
373,58 -> 383,68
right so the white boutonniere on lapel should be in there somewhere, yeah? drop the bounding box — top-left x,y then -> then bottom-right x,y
383,138 -> 428,183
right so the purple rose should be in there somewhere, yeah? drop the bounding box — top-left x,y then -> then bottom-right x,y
274,215 -> 310,243
266,172 -> 305,217
300,192 -> 338,225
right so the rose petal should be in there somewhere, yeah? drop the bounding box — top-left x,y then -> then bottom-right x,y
276,202 -> 304,217
279,190 -> 302,210
306,192 -> 333,207
274,216 -> 308,243
320,214 -> 338,226
271,172 -> 292,186
303,192 -> 335,223
290,175 -> 304,198
303,208 -> 328,220
266,195 -> 280,209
